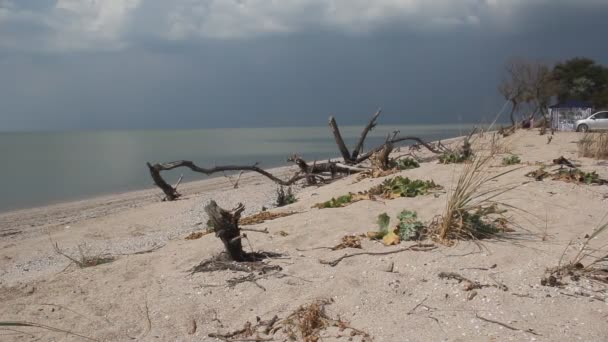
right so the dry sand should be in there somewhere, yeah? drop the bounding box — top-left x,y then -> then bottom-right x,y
1,130 -> 608,341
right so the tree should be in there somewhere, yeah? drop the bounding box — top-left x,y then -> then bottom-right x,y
553,58 -> 608,108
499,58 -> 557,125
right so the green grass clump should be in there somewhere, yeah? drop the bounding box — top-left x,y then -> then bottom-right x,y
396,210 -> 425,241
394,157 -> 420,170
502,155 -> 521,165
373,176 -> 441,198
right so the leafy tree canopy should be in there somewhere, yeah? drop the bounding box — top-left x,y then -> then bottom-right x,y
552,58 -> 608,108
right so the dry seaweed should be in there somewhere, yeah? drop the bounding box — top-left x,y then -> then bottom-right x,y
240,211 -> 298,225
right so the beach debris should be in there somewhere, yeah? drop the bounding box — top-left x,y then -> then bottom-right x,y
331,235 -> 362,250
526,167 -> 607,184
438,272 -> 489,291
319,243 -> 436,267
553,156 -> 577,168
240,210 -> 297,225
185,231 -> 211,240
208,299 -> 371,342
475,314 -> 541,336
190,253 -> 283,274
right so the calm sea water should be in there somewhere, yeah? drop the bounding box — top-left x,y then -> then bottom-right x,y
0,124 -> 474,212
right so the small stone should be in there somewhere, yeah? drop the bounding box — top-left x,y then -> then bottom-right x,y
383,262 -> 395,273
467,291 -> 478,301
187,319 -> 197,335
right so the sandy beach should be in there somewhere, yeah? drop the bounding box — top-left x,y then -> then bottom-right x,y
1,129 -> 608,341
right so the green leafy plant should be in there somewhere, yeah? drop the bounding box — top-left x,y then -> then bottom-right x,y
317,194 -> 353,208
394,157 -> 420,170
371,176 -> 441,199
367,210 -> 426,244
396,210 -> 425,241
377,213 -> 391,233
439,151 -> 468,164
502,155 -> 521,165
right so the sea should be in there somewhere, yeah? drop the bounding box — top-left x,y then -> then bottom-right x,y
0,124 -> 475,212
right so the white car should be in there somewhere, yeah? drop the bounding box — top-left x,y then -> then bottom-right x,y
575,111 -> 608,132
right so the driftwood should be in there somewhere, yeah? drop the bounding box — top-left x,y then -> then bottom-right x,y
329,109 -> 446,165
205,201 -> 249,261
147,110 -> 444,201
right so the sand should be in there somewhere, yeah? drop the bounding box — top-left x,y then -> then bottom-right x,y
1,130 -> 607,341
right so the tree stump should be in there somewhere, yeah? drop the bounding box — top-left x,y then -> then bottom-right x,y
204,201 -> 249,262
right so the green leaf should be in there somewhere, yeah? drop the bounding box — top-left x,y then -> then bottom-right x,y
377,213 -> 391,233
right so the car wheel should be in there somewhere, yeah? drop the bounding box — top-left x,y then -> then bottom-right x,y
577,124 -> 589,132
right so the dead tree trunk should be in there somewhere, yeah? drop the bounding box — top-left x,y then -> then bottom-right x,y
204,201 -> 249,261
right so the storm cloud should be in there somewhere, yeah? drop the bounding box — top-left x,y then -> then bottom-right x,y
1,0 -> 608,130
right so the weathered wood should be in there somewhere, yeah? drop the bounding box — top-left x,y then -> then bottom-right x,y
147,161 -> 309,200
355,136 -> 444,163
328,115 -> 353,163
204,201 -> 249,261
351,108 -> 382,160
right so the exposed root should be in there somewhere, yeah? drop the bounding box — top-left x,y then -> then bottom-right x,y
189,253 -> 283,274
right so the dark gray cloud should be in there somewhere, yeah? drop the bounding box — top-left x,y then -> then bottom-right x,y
1,0 -> 608,130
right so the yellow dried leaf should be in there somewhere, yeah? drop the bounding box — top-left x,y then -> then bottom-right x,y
382,229 -> 401,246
366,231 -> 384,239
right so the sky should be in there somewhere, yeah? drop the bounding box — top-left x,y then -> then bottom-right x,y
1,0 -> 608,131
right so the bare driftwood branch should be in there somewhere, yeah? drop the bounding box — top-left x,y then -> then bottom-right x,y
328,115 -> 352,162
147,161 -> 310,201
351,108 -> 382,160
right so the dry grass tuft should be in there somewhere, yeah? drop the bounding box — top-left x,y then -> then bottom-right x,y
53,243 -> 115,268
431,137 -> 519,244
542,215 -> 608,286
280,299 -> 371,342
578,132 -> 608,160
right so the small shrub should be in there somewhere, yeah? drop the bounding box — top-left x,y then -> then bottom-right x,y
502,155 -> 521,166
394,157 -> 420,170
370,176 -> 441,199
312,193 -> 371,209
439,151 -> 468,164
276,186 -> 297,207
396,210 -> 425,241
367,211 -> 425,244
578,133 -> 608,160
